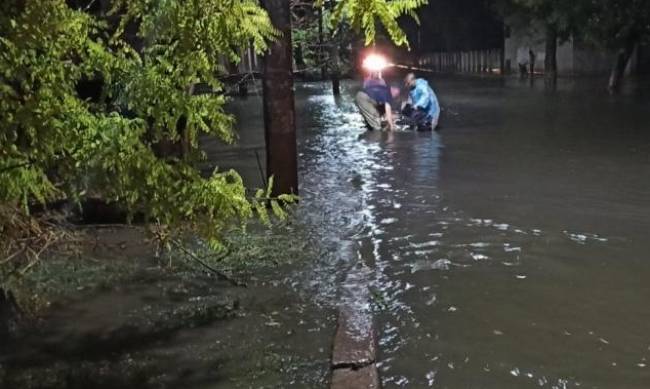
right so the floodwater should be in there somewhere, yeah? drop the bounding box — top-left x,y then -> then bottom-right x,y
221,76 -> 650,388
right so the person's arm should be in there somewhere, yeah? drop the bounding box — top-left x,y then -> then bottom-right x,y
384,102 -> 395,131
402,94 -> 412,113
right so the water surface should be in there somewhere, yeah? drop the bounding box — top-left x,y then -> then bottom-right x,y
221,76 -> 650,388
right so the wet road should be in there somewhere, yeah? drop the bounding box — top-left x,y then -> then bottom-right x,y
219,76 -> 650,388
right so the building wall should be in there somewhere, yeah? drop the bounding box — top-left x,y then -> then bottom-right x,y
557,40 -> 574,75
572,45 -> 616,75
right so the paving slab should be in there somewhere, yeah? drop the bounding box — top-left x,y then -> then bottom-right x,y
331,365 -> 380,389
331,307 -> 376,368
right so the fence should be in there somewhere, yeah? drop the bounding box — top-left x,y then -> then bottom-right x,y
416,49 -> 505,74
218,45 -> 261,75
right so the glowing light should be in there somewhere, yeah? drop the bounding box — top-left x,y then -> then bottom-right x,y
362,53 -> 389,72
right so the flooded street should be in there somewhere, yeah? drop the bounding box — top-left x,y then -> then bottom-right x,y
223,76 -> 650,388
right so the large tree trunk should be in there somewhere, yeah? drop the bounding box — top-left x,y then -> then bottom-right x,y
500,22 -> 507,75
261,0 -> 298,195
608,32 -> 638,93
544,25 -> 558,83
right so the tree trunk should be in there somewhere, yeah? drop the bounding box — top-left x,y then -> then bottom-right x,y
608,32 -> 638,93
318,8 -> 326,80
544,25 -> 558,83
261,0 -> 298,195
500,24 -> 507,75
329,40 -> 341,95
332,76 -> 340,96
327,1 -> 341,96
0,288 -> 21,341
294,43 -> 305,72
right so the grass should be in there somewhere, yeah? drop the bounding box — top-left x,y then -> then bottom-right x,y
1,218 -> 316,315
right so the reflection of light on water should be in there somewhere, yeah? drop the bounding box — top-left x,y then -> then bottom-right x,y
563,230 -> 609,244
471,253 -> 489,261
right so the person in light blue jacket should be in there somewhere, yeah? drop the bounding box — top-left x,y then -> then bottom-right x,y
402,73 -> 440,131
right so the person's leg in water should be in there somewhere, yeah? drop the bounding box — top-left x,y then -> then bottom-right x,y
401,104 -> 432,131
413,109 -> 432,131
431,115 -> 439,131
355,91 -> 382,131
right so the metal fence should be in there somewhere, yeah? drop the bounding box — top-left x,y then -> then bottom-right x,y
416,49 -> 505,74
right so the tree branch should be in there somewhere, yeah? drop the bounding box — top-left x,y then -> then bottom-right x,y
0,161 -> 32,175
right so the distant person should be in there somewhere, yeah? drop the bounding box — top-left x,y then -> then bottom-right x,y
355,73 -> 396,131
529,49 -> 536,76
402,73 -> 440,131
518,62 -> 529,78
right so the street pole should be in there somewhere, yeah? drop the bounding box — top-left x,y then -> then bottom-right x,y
261,0 -> 298,196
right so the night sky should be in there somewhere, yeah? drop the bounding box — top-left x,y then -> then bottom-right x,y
402,0 -> 504,53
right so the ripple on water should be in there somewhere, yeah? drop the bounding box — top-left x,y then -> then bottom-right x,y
410,259 -> 452,273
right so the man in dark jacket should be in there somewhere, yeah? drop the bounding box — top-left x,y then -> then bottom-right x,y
355,73 -> 396,131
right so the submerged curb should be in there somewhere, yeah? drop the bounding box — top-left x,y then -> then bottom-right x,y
331,364 -> 380,389
330,306 -> 380,388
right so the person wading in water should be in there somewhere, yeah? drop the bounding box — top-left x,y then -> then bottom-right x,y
401,72 -> 440,131
355,72 -> 397,131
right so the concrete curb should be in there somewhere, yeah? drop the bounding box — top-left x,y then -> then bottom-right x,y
330,273 -> 381,389
331,364 -> 380,389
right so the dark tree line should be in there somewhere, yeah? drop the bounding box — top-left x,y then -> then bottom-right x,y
496,0 -> 650,91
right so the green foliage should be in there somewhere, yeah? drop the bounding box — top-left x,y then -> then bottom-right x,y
0,0 -> 421,260
0,0 -> 284,251
327,0 -> 427,47
581,0 -> 650,49
496,0 -> 650,48
495,0 -> 587,42
292,0 -> 427,77
292,7 -> 354,77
